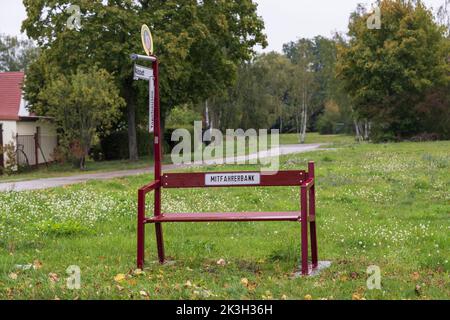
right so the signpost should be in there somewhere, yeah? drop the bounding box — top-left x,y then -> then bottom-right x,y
132,25 -> 321,276
141,24 -> 154,56
134,64 -> 153,81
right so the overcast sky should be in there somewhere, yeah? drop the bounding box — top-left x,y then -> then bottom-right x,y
0,0 -> 446,52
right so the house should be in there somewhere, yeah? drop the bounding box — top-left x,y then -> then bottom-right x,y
0,71 -> 57,169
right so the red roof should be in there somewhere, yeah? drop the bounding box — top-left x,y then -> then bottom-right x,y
0,72 -> 25,120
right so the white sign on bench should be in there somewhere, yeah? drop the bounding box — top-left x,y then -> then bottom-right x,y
205,173 -> 261,186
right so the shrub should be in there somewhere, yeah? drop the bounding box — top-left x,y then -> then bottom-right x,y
99,130 -> 155,161
0,143 -> 18,175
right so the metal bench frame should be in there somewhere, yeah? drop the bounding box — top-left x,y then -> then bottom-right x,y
134,55 -> 318,276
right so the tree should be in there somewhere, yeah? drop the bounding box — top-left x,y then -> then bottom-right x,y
0,35 -> 39,72
337,0 -> 450,140
284,39 -> 315,142
209,53 -> 292,131
38,68 -> 125,169
21,0 -> 267,160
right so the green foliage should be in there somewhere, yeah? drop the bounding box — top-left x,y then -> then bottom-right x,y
337,0 -> 450,139
166,104 -> 200,130
0,143 -> 18,175
99,130 -> 154,161
0,34 -> 39,72
21,0 -> 267,159
317,101 -> 351,134
37,68 -> 125,168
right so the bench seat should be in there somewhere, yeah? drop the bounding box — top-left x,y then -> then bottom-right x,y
146,211 -> 301,223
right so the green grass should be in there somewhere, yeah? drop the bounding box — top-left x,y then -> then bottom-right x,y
0,138 -> 449,300
0,133 -> 348,183
279,132 -> 355,146
0,156 -> 155,183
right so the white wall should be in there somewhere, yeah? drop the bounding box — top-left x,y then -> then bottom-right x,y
1,120 -> 57,167
0,120 -> 17,145
0,120 -> 17,167
16,120 -> 57,164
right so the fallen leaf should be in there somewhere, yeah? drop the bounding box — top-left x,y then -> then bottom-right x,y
127,279 -> 137,286
415,285 -> 422,296
48,273 -> 59,283
352,293 -> 363,300
411,272 -> 420,281
114,274 -> 126,283
216,259 -> 226,266
33,260 -> 43,270
116,285 -> 124,291
133,269 -> 145,276
281,294 -> 288,300
262,290 -> 273,300
139,290 -> 148,297
240,278 -> 249,286
304,294 -> 312,300
184,280 -> 193,288
8,273 -> 18,280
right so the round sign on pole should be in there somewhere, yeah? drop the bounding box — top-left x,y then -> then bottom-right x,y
141,24 -> 154,56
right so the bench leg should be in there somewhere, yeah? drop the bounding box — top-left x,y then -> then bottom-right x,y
155,223 -> 165,264
309,185 -> 318,269
137,190 -> 145,269
301,187 -> 309,275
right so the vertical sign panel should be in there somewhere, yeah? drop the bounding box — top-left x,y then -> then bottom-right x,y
149,76 -> 155,133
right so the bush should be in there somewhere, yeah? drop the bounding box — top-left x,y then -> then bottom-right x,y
0,143 -> 18,175
99,130 -> 154,161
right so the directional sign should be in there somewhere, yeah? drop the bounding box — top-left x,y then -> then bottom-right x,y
149,77 -> 155,133
134,64 -> 153,81
141,24 -> 154,56
205,173 -> 261,186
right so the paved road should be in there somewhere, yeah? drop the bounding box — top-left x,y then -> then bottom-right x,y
0,144 -> 323,192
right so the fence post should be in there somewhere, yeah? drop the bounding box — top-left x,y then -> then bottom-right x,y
34,133 -> 39,168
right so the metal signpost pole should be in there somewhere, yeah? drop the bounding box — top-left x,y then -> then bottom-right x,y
152,58 -> 165,264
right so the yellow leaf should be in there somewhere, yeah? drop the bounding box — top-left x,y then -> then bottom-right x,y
240,278 -> 249,286
8,273 -> 18,280
139,290 -> 148,297
48,273 -> 59,283
127,279 -> 137,286
114,274 -> 126,283
133,269 -> 145,276
33,260 -> 43,270
185,280 -> 193,288
216,259 -> 226,266
411,272 -> 420,281
352,293 -> 363,300
281,294 -> 288,300
304,294 -> 312,300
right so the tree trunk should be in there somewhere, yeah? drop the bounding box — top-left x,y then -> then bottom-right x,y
126,95 -> 139,161
354,119 -> 363,142
300,86 -> 307,144
79,156 -> 85,170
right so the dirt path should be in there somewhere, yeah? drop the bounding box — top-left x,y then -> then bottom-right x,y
0,144 -> 323,192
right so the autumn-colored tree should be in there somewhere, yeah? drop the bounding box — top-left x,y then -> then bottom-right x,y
337,0 -> 450,140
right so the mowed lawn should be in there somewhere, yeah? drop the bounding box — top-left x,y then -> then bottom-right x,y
0,138 -> 448,300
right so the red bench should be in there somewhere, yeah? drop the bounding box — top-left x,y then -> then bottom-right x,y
132,53 -> 318,276
137,162 -> 318,276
